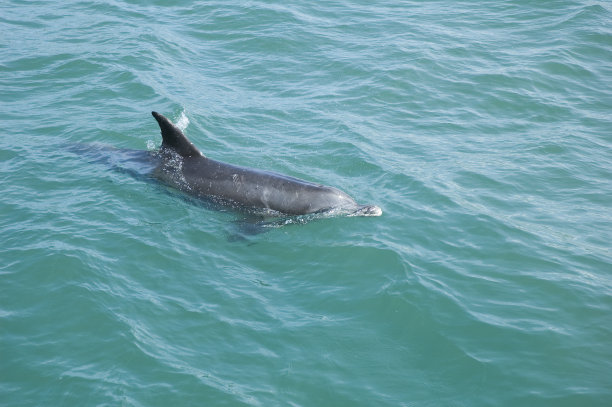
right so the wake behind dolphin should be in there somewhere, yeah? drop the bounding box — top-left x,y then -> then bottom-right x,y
150,111 -> 382,218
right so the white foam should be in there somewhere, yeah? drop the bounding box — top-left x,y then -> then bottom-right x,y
176,110 -> 189,132
146,140 -> 157,150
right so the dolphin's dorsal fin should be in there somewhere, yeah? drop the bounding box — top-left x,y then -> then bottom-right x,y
152,111 -> 203,158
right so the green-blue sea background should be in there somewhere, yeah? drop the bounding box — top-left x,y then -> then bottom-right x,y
2,0 -> 611,405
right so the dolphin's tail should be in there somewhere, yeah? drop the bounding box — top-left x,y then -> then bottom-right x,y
350,205 -> 383,217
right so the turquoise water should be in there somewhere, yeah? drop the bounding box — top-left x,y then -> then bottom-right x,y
2,0 -> 611,405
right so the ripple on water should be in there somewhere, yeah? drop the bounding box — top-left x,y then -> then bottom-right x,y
2,0 -> 612,406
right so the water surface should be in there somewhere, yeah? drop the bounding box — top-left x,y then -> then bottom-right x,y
1,1 -> 611,406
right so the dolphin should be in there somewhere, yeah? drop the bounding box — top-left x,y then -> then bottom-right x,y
149,111 -> 382,218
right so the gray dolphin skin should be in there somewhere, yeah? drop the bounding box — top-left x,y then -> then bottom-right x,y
150,111 -> 382,217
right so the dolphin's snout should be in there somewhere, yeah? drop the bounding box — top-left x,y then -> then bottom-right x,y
353,205 -> 382,217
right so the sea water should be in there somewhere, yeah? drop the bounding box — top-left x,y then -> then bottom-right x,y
1,1 -> 611,406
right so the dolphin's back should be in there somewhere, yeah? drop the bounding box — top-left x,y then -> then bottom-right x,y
150,111 -> 381,217
179,157 -> 357,215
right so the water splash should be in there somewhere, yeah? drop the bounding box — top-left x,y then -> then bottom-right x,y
146,140 -> 157,151
176,110 -> 189,132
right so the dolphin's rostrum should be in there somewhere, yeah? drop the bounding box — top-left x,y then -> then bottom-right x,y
150,111 -> 382,217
